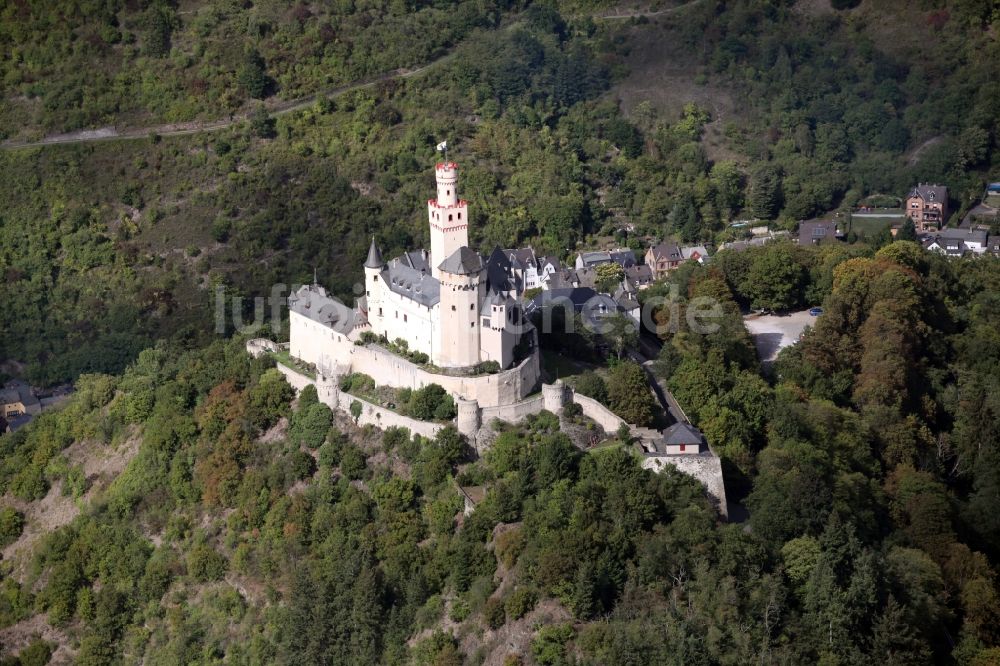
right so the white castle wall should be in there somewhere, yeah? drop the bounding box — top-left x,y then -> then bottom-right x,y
347,394 -> 445,439
274,361 -> 444,439
370,283 -> 438,356
480,395 -> 545,425
274,362 -> 314,392
255,342 -> 727,519
350,344 -> 540,408
571,393 -> 627,432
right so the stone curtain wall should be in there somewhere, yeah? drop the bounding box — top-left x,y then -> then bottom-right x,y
274,361 -> 444,439
571,393 -> 627,432
274,362 -> 313,392
350,344 -> 541,408
480,394 -> 545,425
349,394 -> 445,438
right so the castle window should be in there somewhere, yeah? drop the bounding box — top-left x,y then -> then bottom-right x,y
404,314 -> 408,322
448,214 -> 453,221
379,308 -> 383,316
470,304 -> 475,310
451,305 -> 456,311
458,212 -> 461,219
470,321 -> 475,327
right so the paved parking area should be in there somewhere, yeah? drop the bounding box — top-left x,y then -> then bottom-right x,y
743,310 -> 816,363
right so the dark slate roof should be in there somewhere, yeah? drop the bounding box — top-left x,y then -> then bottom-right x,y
504,247 -> 537,270
648,242 -> 682,262
614,285 -> 639,311
399,249 -> 430,272
438,247 -> 484,275
662,422 -> 704,446
484,288 -> 513,308
5,413 -> 33,432
610,249 -> 637,268
538,255 -> 561,271
485,246 -> 516,294
288,284 -> 356,330
932,227 -> 987,245
1,381 -> 39,409
909,183 -> 947,203
625,264 -> 654,285
384,259 -> 440,306
364,238 -> 384,268
545,269 -> 577,290
525,288 -> 621,320
797,220 -> 842,243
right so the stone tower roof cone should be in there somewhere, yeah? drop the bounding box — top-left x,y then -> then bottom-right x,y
364,236 -> 384,268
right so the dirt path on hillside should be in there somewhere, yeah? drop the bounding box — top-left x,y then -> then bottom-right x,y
589,0 -> 707,20
2,2 -> 708,150
1,57 -> 450,150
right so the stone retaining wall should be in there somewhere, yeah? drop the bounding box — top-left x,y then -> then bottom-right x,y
642,454 -> 728,519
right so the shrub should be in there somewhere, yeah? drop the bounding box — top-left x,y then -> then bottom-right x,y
532,624 -> 574,665
483,597 -> 506,629
563,402 -> 582,418
285,449 -> 316,480
449,597 -> 470,622
340,444 -> 367,480
15,638 -> 53,666
0,507 -> 25,547
188,544 -> 227,582
504,587 -> 536,621
494,527 -> 526,569
408,384 -> 453,421
289,402 -> 333,448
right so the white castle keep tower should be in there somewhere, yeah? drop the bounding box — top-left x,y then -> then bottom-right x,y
428,162 -> 469,280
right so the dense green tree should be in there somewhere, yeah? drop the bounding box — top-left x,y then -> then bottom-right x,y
606,360 -> 656,426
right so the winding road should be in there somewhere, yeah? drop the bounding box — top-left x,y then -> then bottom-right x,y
1,57 -> 452,150
1,1 -> 705,151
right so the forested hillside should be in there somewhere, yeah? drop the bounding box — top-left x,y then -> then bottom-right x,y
2,1 -> 1000,663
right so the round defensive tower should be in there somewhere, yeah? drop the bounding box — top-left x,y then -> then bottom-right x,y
542,380 -> 568,413
456,397 -> 481,437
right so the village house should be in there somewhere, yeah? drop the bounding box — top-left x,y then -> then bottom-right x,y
922,227 -> 988,257
906,183 -> 949,232
1,381 -> 41,432
681,244 -> 710,263
797,220 -> 843,245
575,249 -> 637,271
644,241 -> 683,278
624,264 -> 654,289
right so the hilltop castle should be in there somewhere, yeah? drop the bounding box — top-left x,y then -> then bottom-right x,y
360,161 -> 522,368
285,161 -> 540,408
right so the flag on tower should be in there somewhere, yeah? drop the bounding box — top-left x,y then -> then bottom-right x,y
435,140 -> 447,152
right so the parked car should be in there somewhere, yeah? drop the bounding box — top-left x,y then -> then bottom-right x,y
809,307 -> 823,316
